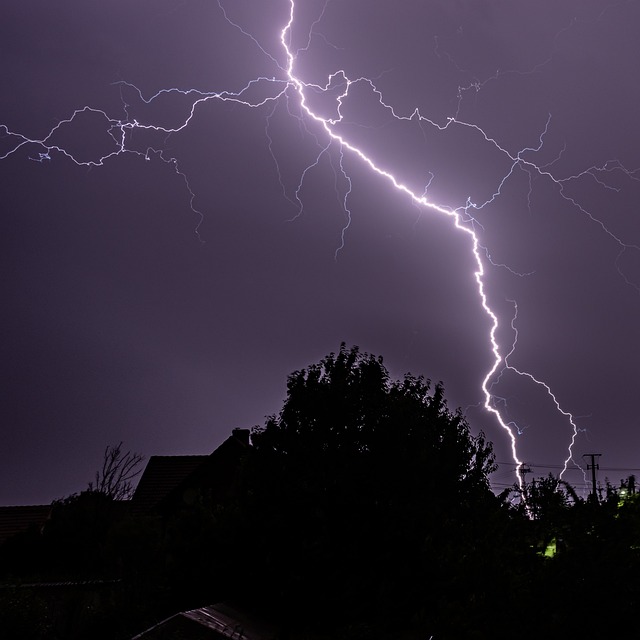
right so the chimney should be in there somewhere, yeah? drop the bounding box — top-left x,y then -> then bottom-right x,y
232,428 -> 251,446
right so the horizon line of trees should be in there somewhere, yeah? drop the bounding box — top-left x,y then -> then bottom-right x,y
1,344 -> 639,640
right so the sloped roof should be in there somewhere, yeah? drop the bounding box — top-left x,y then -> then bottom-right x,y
0,504 -> 51,545
131,428 -> 252,516
132,602 -> 275,640
131,455 -> 209,515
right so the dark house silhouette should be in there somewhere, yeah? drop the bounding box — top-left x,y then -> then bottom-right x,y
131,428 -> 251,517
0,428 -> 251,551
0,429 -> 261,639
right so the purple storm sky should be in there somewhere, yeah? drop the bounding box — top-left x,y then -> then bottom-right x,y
2,0 -> 640,505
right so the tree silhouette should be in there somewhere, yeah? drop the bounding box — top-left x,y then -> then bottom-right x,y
88,442 -> 144,500
238,344 -> 501,632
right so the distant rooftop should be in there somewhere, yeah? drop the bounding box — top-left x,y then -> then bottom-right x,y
0,428 -> 252,544
0,504 -> 51,545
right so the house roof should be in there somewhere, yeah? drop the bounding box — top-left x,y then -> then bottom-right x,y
131,428 -> 252,516
0,504 -> 51,546
132,602 -> 275,640
131,455 -> 209,515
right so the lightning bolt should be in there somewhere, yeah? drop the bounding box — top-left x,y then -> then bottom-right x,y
490,301 -> 584,480
3,0 -> 639,492
273,0 -> 529,473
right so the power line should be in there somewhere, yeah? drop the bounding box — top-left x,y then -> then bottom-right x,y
495,461 -> 640,473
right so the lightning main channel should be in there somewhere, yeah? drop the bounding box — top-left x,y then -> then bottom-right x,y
4,0 -> 639,488
276,0 -> 537,480
275,0 -> 638,483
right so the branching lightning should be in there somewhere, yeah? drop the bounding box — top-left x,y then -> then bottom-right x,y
3,0 -> 639,490
490,301 -> 585,480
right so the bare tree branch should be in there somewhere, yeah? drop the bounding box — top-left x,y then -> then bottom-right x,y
88,442 -> 144,500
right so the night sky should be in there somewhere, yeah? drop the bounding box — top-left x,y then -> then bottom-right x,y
2,0 -> 640,505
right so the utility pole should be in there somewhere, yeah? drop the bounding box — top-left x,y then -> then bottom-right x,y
583,453 -> 602,502
517,463 -> 532,509
518,463 -> 532,485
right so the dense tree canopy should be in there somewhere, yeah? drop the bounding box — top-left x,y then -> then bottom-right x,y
252,344 -> 496,487
238,344 -> 503,631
